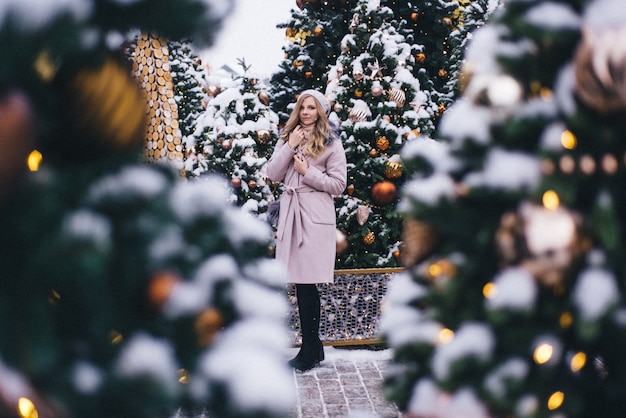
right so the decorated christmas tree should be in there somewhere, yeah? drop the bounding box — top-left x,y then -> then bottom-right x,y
270,0 -> 358,124
381,0 -> 626,416
169,40 -> 210,156
326,0 -> 438,269
187,60 -> 280,224
391,0 -> 494,120
0,1 -> 295,417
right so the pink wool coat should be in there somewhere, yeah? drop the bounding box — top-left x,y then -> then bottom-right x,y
266,137 -> 347,284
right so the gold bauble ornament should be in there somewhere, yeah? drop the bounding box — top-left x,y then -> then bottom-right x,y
369,149 -> 378,157
66,56 -> 147,155
248,179 -> 257,189
371,181 -> 397,204
416,52 -> 426,63
256,129 -> 271,144
221,139 -> 232,150
347,184 -> 355,196
442,17 -> 452,26
354,89 -> 363,98
314,26 -> 323,37
376,136 -> 389,150
411,12 -> 418,20
349,107 -> 368,122
363,231 -> 375,245
438,69 -> 448,77
385,161 -> 403,179
388,87 -> 406,107
305,71 -> 313,78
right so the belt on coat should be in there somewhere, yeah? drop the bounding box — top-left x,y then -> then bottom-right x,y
276,185 -> 315,247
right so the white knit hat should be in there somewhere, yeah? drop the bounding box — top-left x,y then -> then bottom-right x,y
300,89 -> 331,114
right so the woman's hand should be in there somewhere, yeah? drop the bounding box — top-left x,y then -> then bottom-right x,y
288,125 -> 306,150
293,153 -> 308,175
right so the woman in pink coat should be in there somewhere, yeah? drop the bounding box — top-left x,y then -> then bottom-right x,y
266,90 -> 347,372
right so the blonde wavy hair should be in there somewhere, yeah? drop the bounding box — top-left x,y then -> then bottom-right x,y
280,93 -> 336,159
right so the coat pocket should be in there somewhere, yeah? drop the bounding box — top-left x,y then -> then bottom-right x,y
305,192 -> 335,225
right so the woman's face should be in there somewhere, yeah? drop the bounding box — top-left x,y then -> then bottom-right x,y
299,96 -> 319,126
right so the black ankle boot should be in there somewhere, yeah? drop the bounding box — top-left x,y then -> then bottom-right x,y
290,338 -> 324,372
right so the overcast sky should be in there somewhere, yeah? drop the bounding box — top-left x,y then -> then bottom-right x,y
201,0 -> 293,78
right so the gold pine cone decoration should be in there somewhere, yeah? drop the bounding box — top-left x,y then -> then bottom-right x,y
574,26 -> 626,115
67,56 -> 147,155
363,231 -> 375,245
376,136 -> 389,150
401,218 -> 439,267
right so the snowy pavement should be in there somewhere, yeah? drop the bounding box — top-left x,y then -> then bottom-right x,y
291,346 -> 401,418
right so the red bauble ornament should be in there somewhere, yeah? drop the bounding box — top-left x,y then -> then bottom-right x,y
371,181 -> 397,205
195,308 -> 224,347
336,229 -> 349,255
147,271 -> 182,311
231,177 -> 242,188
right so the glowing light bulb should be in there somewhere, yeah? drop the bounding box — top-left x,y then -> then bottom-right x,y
483,282 -> 496,299
27,150 -> 43,172
18,397 -> 38,418
560,130 -> 577,150
534,343 -> 553,364
559,312 -> 573,328
570,352 -> 587,372
428,263 -> 442,277
547,391 -> 564,410
542,190 -> 560,210
438,328 -> 454,344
